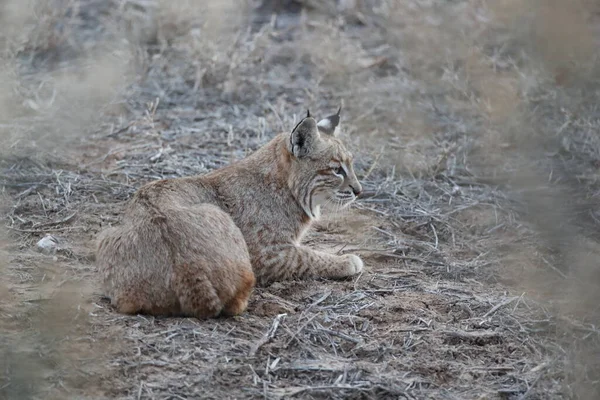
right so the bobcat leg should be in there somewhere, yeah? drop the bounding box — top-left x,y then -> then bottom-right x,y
221,267 -> 256,316
171,263 -> 224,319
254,244 -> 363,284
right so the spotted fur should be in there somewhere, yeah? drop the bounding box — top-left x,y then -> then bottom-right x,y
96,109 -> 363,318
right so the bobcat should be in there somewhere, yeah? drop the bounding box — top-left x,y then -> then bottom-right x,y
96,108 -> 364,319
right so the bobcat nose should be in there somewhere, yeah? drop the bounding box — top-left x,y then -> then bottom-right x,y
350,184 -> 362,196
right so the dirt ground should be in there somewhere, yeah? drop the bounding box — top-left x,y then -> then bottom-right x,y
1,0 -> 600,399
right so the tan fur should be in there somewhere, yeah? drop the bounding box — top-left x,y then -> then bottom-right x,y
96,110 -> 363,318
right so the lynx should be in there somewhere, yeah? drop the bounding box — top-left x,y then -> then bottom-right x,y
96,108 -> 364,318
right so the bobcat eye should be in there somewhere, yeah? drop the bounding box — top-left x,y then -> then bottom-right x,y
333,166 -> 345,176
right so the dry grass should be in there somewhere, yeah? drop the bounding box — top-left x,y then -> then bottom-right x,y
1,0 -> 600,398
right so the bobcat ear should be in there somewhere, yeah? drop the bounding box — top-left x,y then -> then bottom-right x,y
317,105 -> 342,136
289,116 -> 319,158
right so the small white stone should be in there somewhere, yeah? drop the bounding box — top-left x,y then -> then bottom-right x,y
36,234 -> 60,254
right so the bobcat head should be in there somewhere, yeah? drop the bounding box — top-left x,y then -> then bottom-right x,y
287,107 -> 362,219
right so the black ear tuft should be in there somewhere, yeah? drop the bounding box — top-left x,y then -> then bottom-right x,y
289,116 -> 318,158
306,109 -> 311,118
336,105 -> 342,116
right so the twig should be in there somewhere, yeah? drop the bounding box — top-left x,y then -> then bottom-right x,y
430,222 -> 438,249
269,383 -> 369,397
444,330 -> 502,344
5,225 -> 85,233
316,328 -> 362,344
480,296 -> 519,322
540,256 -> 568,279
267,101 -> 286,133
304,290 -> 331,314
283,314 -> 318,348
32,212 -> 77,229
373,252 -> 446,267
518,362 -> 552,400
249,313 -> 287,356
361,150 -> 383,181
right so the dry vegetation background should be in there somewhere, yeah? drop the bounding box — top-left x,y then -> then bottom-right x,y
1,0 -> 600,399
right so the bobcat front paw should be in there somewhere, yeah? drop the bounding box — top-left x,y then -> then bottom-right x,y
342,254 -> 364,276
